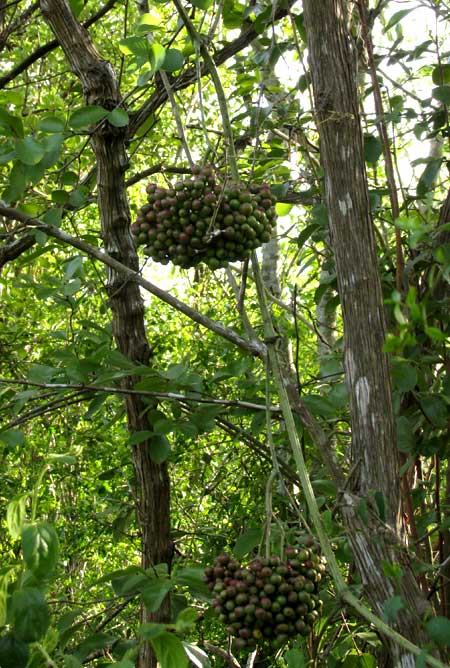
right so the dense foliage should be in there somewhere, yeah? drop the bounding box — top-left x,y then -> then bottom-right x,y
1,0 -> 450,666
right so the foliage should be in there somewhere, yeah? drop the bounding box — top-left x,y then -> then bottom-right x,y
0,0 -> 450,666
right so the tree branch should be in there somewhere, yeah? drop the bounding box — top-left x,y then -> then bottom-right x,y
0,0 -> 117,89
0,204 -> 266,358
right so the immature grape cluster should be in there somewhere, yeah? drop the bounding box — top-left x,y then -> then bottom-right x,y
130,165 -> 277,269
204,540 -> 326,650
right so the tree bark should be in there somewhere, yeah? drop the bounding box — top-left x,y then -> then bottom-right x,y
302,1 -> 436,664
39,2 -> 171,666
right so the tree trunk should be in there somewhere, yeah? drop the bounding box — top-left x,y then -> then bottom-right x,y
302,1 -> 435,664
39,2 -> 171,666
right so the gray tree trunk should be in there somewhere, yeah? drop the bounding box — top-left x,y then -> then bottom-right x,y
302,1 -> 436,664
40,2 -> 171,666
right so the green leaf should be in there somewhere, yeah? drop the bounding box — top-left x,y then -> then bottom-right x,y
275,202 -> 293,216
149,43 -> 166,74
38,116 -> 65,133
0,633 -> 29,668
425,616 -> 450,646
432,86 -> 450,105
12,588 -> 50,642
0,109 -> 24,137
0,428 -> 25,447
0,572 -> 9,626
396,416 -> 415,454
141,579 -> 173,612
162,49 -> 184,72
119,36 -> 149,65
149,434 -> 171,463
68,0 -> 84,16
174,567 -> 210,599
42,208 -> 63,227
22,521 -> 59,577
190,0 -> 213,8
432,64 -> 450,85
15,137 -> 45,165
151,632 -> 188,668
183,644 -> 210,668
382,595 -> 404,622
416,650 -> 429,668
107,108 -> 129,127
233,527 -> 262,558
2,161 -> 27,202
7,494 -> 27,539
420,395 -> 448,428
391,361 -> 417,392
138,11 -> 162,27
139,623 -> 166,640
68,106 -> 109,130
63,657 -> 84,668
129,430 -> 153,445
175,607 -> 198,632
75,633 -> 117,661
384,9 -> 413,31
364,135 -> 383,164
284,648 -> 306,668
222,0 -> 244,29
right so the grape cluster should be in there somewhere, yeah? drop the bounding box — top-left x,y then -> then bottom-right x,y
130,165 -> 277,269
204,540 -> 325,650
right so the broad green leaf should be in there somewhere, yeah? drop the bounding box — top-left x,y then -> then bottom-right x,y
151,632 -> 188,668
417,159 -> 442,196
284,648 -> 306,668
416,650 -> 429,668
391,361 -> 417,392
149,434 -> 171,463
141,578 -> 173,612
222,0 -> 244,28
175,607 -> 198,632
38,116 -> 65,133
0,633 -> 29,668
138,11 -> 161,26
162,49 -> 184,72
75,633 -> 117,660
107,108 -> 129,127
42,207 -> 63,227
0,572 -> 9,626
182,643 -> 210,668
129,430 -> 152,446
432,86 -> 450,105
68,0 -> 83,16
138,623 -> 166,640
425,616 -> 450,646
149,43 -> 166,74
152,418 -> 175,435
174,567 -> 210,599
15,137 -> 45,165
233,527 -> 262,558
364,135 -> 383,164
396,416 -> 415,453
12,588 -> 50,642
119,36 -> 149,65
0,109 -> 24,137
382,595 -> 404,622
2,161 -> 27,202
47,453 -> 77,465
190,0 -> 212,7
432,64 -> 450,85
420,395 -> 448,428
275,202 -> 293,216
22,521 -> 59,577
69,106 -> 109,130
63,657 -> 84,668
7,494 -> 27,539
384,8 -> 413,31
0,428 -> 25,447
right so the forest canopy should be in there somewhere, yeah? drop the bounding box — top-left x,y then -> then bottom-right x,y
1,1 -> 450,667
